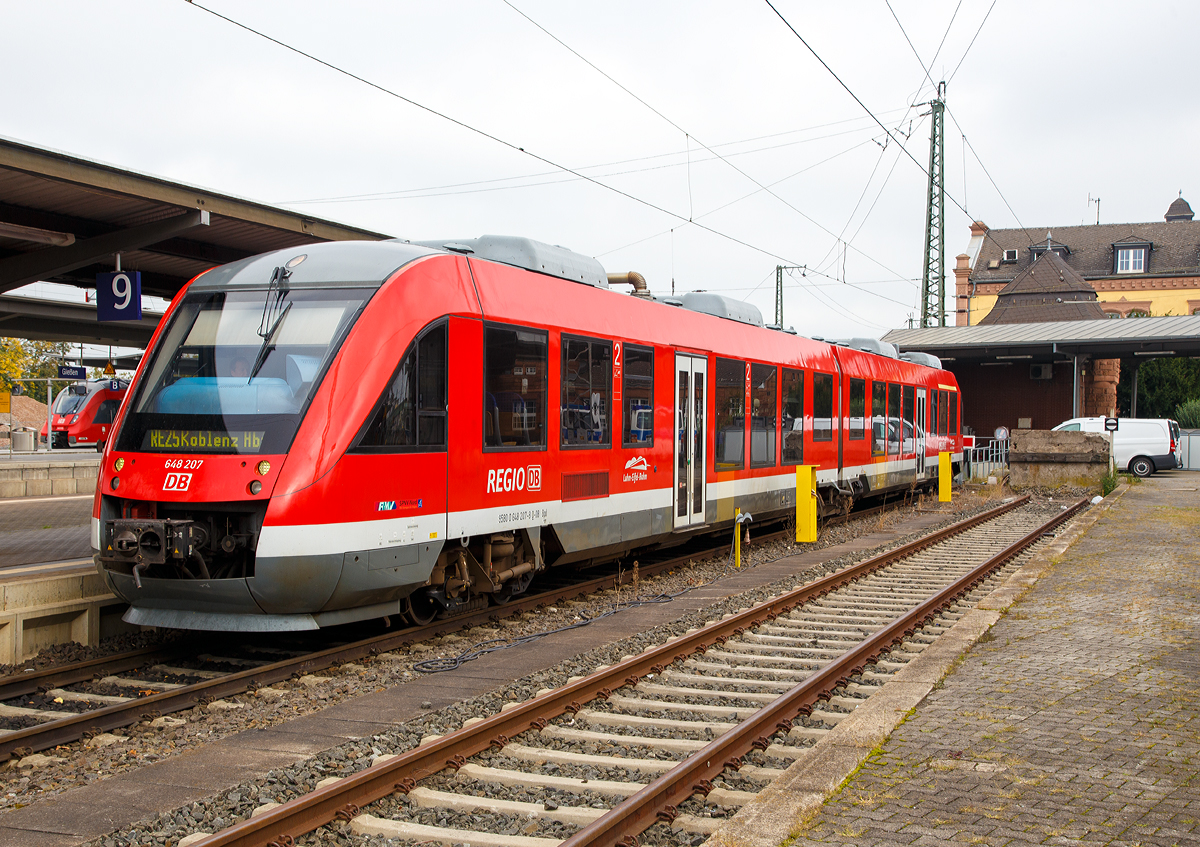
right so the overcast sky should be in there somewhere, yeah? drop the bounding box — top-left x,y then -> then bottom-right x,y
5,1 -> 1199,340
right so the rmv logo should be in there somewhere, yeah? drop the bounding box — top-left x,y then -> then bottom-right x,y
487,465 -> 541,493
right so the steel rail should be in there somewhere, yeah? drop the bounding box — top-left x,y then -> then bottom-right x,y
0,499 -> 889,708
0,524 -> 791,760
0,644 -> 185,702
186,494 -> 1038,847
562,496 -> 1087,847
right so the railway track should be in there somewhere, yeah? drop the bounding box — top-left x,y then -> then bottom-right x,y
0,515 -> 811,760
180,494 -> 1086,847
0,497 -> 914,760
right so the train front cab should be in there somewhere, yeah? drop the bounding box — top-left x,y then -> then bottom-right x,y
41,379 -> 128,450
94,242 -> 472,631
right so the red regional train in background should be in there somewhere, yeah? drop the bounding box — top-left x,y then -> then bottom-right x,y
92,236 -> 961,631
40,378 -> 129,451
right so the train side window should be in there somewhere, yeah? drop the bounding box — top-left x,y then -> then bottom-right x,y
561,335 -> 612,448
357,321 -> 447,450
872,380 -> 886,456
484,323 -> 547,450
930,391 -> 939,439
93,399 -> 120,425
714,358 -> 745,471
622,344 -> 654,448
902,385 -> 915,453
887,382 -> 901,454
750,363 -> 776,467
812,372 -> 833,442
939,390 -> 949,436
848,378 -> 865,440
417,323 -> 448,446
949,391 -> 958,437
781,367 -> 804,465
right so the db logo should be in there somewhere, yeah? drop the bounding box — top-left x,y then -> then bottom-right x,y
486,464 -> 542,493
163,472 -> 192,492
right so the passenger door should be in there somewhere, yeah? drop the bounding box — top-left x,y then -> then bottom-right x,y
674,354 -> 707,528
915,388 -> 927,478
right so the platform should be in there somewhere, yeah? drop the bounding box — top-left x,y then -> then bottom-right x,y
716,471 -> 1199,847
0,456 -> 100,498
0,492 -> 121,664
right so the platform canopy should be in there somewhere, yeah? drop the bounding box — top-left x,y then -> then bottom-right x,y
0,136 -> 390,345
883,314 -> 1200,362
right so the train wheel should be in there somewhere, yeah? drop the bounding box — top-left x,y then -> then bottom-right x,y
403,591 -> 439,626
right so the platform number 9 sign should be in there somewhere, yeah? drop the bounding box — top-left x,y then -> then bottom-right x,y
96,271 -> 143,322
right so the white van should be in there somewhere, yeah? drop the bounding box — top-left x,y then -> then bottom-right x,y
1051,417 -> 1180,477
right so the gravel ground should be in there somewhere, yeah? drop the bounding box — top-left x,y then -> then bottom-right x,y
1,487 -> 1083,846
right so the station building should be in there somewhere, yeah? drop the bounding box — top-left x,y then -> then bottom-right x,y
955,195 -> 1200,326
882,197 -> 1200,440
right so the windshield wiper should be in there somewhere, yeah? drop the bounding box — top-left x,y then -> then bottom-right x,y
248,265 -> 292,381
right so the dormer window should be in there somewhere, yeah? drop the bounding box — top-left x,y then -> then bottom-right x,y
1116,247 -> 1145,273
1111,239 -> 1151,274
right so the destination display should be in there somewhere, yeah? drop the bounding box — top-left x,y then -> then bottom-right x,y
142,429 -> 266,453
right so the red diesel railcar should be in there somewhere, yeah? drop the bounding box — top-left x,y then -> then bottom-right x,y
92,236 -> 961,631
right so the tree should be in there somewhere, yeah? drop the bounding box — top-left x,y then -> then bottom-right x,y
22,341 -> 72,381
0,339 -> 26,393
1116,356 -> 1200,417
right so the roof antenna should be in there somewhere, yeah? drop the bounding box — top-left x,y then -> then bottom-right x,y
1088,194 -> 1100,225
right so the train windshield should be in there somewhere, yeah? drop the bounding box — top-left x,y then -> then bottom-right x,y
116,286 -> 370,454
53,387 -> 90,415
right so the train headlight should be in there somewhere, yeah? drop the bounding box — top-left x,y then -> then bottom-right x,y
110,477 -> 120,491
248,480 -> 263,495
256,460 -> 271,476
114,458 -> 125,472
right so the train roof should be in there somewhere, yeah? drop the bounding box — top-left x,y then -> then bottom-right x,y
192,241 -> 439,291
412,235 -> 608,289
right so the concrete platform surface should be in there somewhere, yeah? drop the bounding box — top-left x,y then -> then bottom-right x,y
0,494 -> 92,570
723,475 -> 1198,847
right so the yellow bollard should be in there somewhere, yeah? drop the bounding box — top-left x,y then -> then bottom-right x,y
734,507 -> 741,568
796,465 -> 817,543
939,452 -> 951,502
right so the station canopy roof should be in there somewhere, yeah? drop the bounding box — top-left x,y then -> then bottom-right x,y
0,136 -> 390,346
883,315 -> 1200,361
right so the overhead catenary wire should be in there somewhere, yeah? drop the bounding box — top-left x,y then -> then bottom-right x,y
883,0 -> 1036,249
947,0 -> 997,84
596,134 -> 878,260
950,111 -> 1037,247
185,1 -> 809,271
283,117 -> 892,205
190,1 -> 920,332
501,0 -> 922,290
763,0 -> 1009,248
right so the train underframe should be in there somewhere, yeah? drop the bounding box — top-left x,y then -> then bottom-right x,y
95,463 -> 954,632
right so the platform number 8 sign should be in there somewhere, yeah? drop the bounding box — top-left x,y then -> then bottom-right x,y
96,271 -> 143,322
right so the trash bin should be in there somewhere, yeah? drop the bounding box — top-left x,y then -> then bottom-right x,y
12,427 -> 34,452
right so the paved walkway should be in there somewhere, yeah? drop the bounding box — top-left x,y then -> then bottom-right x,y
764,474 -> 1199,847
0,494 -> 92,569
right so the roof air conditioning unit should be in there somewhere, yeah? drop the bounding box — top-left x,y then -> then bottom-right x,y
1002,249 -> 1019,263
1030,363 -> 1053,380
